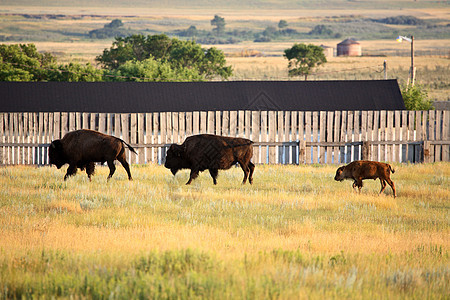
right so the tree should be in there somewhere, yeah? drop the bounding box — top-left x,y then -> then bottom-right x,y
211,15 -> 226,35
109,57 -> 205,82
278,20 -> 288,30
0,43 -> 103,82
401,84 -> 434,110
105,19 -> 123,29
283,43 -> 327,80
0,43 -> 56,81
96,34 -> 232,80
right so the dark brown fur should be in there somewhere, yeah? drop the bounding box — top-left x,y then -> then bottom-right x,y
334,160 -> 396,197
49,129 -> 136,181
164,134 -> 255,185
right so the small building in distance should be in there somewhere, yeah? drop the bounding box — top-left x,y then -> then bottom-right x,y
320,45 -> 334,57
337,38 -> 361,56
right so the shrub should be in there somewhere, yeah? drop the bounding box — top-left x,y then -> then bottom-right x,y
401,84 -> 434,110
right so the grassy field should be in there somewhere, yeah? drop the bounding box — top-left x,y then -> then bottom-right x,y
0,163 -> 448,299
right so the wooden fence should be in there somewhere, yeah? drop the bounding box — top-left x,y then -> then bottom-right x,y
1,110 -> 449,165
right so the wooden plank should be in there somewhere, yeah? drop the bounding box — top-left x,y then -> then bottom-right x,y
160,112 -> 167,163
165,112 -> 172,145
401,111 -> 408,162
230,111 -> 237,137
386,111 -> 393,162
268,111 -> 276,164
379,111 -> 386,161
435,110 -> 442,161
238,110 -> 245,137
81,112 -> 88,131
185,112 -> 193,137
98,113 -> 106,133
339,111 -> 347,163
200,111 -> 207,134
17,113 -> 24,164
251,111 -> 260,163
6,114 -> 12,164
333,111 -> 341,164
346,111 -> 353,163
153,112 -> 159,163
372,111 -> 379,162
32,113 -> 37,165
260,111 -> 268,164
60,112 -> 68,137
68,112 -> 75,133
138,113 -> 145,164
0,114 -> 4,165
366,111 -> 373,161
221,111 -> 229,136
25,113 -> 31,165
278,111 -> 284,164
89,113 -> 96,130
179,112 -> 185,144
53,112 -> 60,140
172,112 -> 179,144
145,113 -> 152,163
353,111 -> 360,161
121,113 -> 130,143
208,111 -> 215,135
428,110 -> 435,162
305,111 -> 312,164
37,112 -> 44,165
443,110 -> 450,161
319,111 -> 326,163
216,111 -> 221,136
326,111 -> 333,164
291,111 -> 299,164
394,111 -> 401,162
245,110 -> 251,139
312,111 -> 319,164
283,111 -> 290,164
75,112 -> 82,130
193,111 -> 199,135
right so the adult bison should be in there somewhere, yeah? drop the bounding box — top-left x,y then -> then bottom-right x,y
49,129 -> 137,181
164,134 -> 255,185
334,160 -> 396,197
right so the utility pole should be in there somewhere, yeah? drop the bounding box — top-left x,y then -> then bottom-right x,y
383,60 -> 387,80
410,35 -> 415,86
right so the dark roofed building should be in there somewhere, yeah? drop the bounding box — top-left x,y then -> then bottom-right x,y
0,80 -> 405,113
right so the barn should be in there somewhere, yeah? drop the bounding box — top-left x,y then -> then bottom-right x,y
0,80 -> 405,112
337,39 -> 362,57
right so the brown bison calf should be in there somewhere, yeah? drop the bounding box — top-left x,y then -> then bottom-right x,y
164,134 -> 255,185
49,129 -> 137,181
334,160 -> 396,197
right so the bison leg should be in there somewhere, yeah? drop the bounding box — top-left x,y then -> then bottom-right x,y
385,178 -> 396,198
86,162 -> 96,182
248,162 -> 255,184
117,155 -> 133,181
186,169 -> 199,185
64,164 -> 77,180
356,178 -> 363,193
209,168 -> 219,185
379,179 -> 387,194
106,160 -> 116,181
237,161 -> 250,184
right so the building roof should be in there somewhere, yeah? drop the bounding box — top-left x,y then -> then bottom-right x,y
338,38 -> 360,46
0,80 -> 405,112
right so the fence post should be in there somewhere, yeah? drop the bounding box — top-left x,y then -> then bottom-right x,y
423,141 -> 431,163
362,141 -> 371,160
298,140 -> 306,164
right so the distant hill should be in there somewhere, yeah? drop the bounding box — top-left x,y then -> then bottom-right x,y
1,0 -> 447,9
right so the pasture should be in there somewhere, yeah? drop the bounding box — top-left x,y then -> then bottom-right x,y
0,162 -> 448,299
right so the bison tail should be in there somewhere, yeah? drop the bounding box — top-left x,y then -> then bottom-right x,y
389,164 -> 395,174
119,138 -> 138,155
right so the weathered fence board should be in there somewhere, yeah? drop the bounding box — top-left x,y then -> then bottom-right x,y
1,110 -> 449,165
